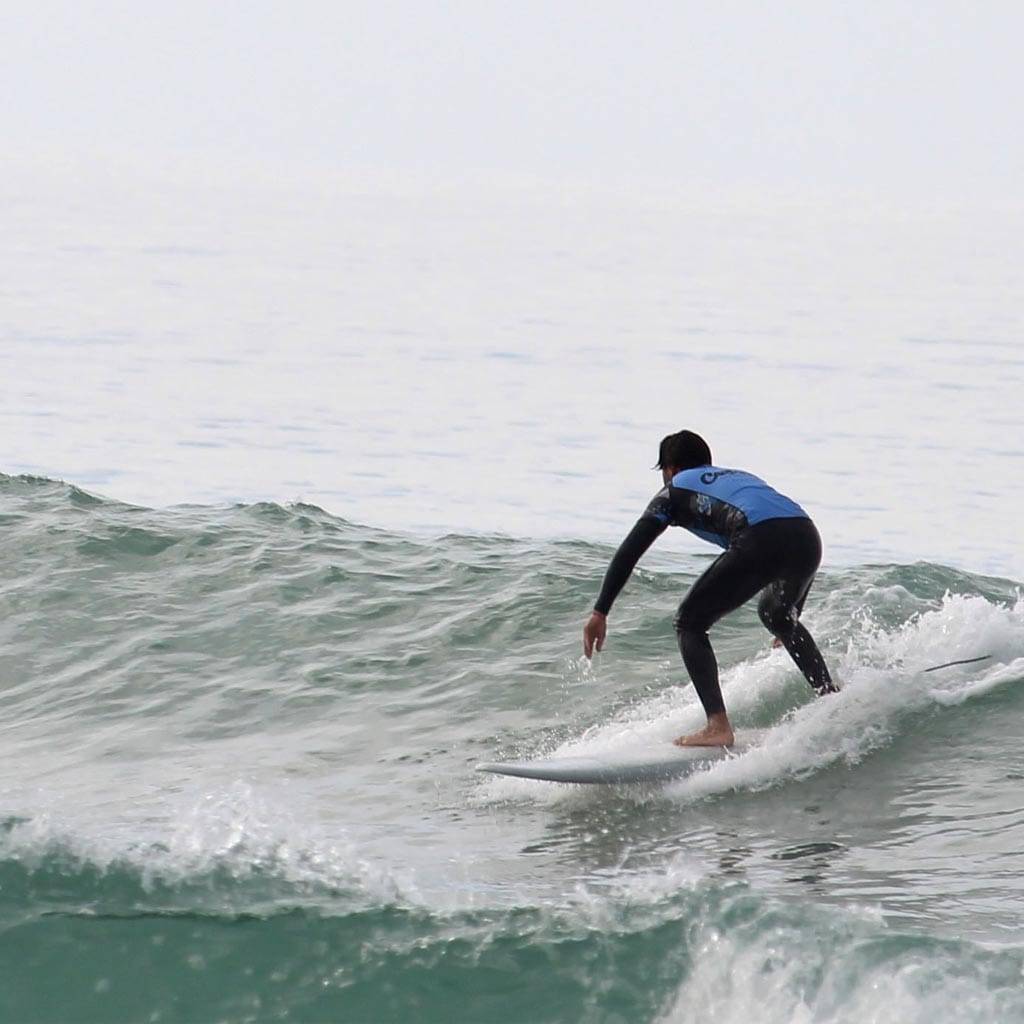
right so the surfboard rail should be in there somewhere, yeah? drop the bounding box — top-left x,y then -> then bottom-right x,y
478,741 -> 750,785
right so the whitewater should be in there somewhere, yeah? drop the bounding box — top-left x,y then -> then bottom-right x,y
2,472 -> 1022,1022
3,164 -> 1023,1022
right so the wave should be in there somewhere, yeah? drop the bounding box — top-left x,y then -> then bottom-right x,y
1,840 -> 1021,1024
476,587 -> 1024,808
4,470 -> 1022,799
4,474 -> 1024,1021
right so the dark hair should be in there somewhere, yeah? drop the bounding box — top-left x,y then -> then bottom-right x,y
656,430 -> 712,471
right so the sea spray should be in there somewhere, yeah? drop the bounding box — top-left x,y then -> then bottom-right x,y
2,475 -> 1023,1022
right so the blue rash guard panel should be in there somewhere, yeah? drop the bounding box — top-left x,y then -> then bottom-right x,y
642,466 -> 808,549
592,465 -> 812,615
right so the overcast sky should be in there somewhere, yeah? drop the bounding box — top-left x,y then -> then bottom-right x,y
5,1 -> 1023,197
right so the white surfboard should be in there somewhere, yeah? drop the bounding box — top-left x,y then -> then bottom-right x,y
478,737 -> 757,785
478,656 -> 993,786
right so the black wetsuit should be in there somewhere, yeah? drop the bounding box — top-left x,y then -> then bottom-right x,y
594,465 -> 835,716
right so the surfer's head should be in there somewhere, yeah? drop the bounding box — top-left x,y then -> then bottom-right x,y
656,430 -> 712,481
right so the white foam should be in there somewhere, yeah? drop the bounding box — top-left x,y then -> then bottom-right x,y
673,592 -> 1023,799
0,780 -> 413,907
475,591 -> 1024,806
930,656 -> 1024,706
660,911 -> 1024,1024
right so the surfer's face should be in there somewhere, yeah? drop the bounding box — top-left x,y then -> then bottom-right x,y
661,465 -> 679,485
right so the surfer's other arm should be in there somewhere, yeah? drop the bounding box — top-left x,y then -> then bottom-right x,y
584,514 -> 666,658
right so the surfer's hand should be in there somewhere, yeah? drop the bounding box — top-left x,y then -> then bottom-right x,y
583,612 -> 607,659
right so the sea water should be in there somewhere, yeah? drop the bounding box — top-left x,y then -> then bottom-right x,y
1,162 -> 1023,1022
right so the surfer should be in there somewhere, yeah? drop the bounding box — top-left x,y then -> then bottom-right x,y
583,429 -> 837,747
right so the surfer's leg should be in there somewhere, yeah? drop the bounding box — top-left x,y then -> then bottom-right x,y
756,520 -> 837,695
759,590 -> 835,694
674,547 -> 770,732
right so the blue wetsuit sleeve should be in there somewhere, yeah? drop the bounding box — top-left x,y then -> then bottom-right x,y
593,507 -> 668,615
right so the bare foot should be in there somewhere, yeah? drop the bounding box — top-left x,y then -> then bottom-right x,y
673,724 -> 735,748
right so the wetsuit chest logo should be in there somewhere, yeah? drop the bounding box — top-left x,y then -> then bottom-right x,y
700,470 -> 738,485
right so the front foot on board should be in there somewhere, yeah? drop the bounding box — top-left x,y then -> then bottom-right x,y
672,725 -> 735,748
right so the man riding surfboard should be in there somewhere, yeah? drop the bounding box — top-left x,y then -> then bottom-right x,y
583,429 -> 837,747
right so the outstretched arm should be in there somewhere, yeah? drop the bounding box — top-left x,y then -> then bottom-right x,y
584,515 -> 667,658
594,517 -> 666,614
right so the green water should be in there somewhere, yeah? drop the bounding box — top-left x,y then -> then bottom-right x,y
2,473 -> 1023,1023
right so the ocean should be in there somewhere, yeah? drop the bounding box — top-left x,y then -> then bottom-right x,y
2,164 -> 1023,1022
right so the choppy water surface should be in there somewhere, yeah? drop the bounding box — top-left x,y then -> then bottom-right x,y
2,168 -> 1023,1021
1,475 -> 1022,1022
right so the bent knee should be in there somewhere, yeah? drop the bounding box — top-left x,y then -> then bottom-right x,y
758,597 -> 797,635
674,606 -> 709,637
